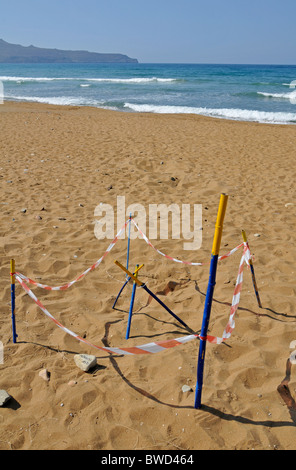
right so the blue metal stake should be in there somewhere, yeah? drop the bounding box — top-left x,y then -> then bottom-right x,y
194,193 -> 228,409
10,259 -> 17,343
195,254 -> 218,408
126,265 -> 139,339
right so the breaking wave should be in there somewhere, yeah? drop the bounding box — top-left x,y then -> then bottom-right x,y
124,102 -> 296,124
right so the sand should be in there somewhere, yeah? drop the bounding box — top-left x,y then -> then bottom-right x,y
0,100 -> 296,450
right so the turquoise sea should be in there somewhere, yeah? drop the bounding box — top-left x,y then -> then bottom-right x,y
1,63 -> 296,124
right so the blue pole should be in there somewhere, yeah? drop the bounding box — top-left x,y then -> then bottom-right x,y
194,254 -> 218,408
112,278 -> 129,309
194,193 -> 228,409
10,259 -> 17,343
126,265 -> 138,339
142,285 -> 190,330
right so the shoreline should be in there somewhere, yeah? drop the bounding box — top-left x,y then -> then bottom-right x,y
0,99 -> 296,127
0,99 -> 296,450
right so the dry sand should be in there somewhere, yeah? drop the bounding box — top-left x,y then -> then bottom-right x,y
0,100 -> 296,450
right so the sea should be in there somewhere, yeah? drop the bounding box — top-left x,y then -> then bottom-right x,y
1,63 -> 296,124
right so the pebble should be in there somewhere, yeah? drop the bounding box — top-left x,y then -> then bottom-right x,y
68,380 -> 77,387
285,203 -> 294,207
20,208 -> 27,213
74,354 -> 97,372
253,233 -> 260,237
0,390 -> 11,406
182,385 -> 193,393
39,369 -> 50,381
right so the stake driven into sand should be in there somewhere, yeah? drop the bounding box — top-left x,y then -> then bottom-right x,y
10,259 -> 17,344
195,193 -> 228,409
114,260 -> 190,330
241,230 -> 262,309
126,263 -> 143,339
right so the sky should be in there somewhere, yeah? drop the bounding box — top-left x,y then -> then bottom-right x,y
1,0 -> 296,64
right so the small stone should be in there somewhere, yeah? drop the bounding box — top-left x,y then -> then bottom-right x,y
285,203 -> 294,208
68,380 -> 77,387
20,208 -> 27,213
0,390 -> 11,406
107,185 -> 113,190
36,215 -> 42,220
74,354 -> 97,372
39,368 -> 50,381
182,385 -> 193,393
254,233 -> 260,237
78,203 -> 84,207
58,217 -> 66,220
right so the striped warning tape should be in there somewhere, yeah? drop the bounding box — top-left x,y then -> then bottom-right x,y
15,244 -> 251,354
202,244 -> 251,344
16,218 -> 245,291
131,219 -> 244,266
16,219 -> 130,291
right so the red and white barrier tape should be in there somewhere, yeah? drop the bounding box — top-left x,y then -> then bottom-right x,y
15,245 -> 251,354
16,218 -> 245,291
203,244 -> 251,344
16,219 -> 130,291
131,219 -> 244,266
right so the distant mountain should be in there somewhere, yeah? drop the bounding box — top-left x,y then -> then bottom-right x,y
0,39 -> 138,63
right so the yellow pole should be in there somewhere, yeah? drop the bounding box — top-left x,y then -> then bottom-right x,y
114,260 -> 144,287
10,259 -> 15,285
242,230 -> 262,308
212,193 -> 229,255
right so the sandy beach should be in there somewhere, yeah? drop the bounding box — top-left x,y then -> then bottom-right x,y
0,100 -> 296,450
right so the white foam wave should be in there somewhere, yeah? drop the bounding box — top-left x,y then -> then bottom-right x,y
124,102 -> 296,124
86,77 -> 176,83
0,76 -> 70,82
257,90 -> 296,104
0,75 -> 176,84
5,94 -> 97,106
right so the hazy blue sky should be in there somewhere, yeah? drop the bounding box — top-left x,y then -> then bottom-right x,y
1,0 -> 295,64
